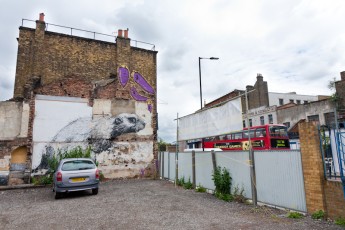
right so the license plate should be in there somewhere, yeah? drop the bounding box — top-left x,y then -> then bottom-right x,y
71,177 -> 86,182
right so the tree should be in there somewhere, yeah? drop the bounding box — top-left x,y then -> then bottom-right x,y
158,138 -> 168,151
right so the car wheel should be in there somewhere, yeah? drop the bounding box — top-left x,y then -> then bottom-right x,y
55,191 -> 63,199
92,188 -> 98,195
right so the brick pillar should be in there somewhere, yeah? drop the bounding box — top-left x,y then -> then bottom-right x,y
299,122 -> 327,213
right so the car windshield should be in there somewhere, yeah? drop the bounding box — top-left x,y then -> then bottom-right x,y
61,160 -> 95,171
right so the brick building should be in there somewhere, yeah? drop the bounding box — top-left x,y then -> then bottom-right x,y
0,13 -> 158,185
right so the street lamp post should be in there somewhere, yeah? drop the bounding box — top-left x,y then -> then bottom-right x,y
198,57 -> 219,109
198,57 -> 219,151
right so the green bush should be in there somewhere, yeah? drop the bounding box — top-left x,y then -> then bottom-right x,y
48,146 -> 92,172
311,210 -> 325,220
183,177 -> 193,189
195,184 -> 207,193
287,212 -> 304,219
212,166 -> 232,201
215,191 -> 234,202
31,175 -> 53,185
177,176 -> 185,186
176,176 -> 194,189
335,217 -> 345,226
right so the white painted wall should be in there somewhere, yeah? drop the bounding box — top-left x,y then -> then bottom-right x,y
32,95 -> 92,169
33,95 -> 92,143
269,92 -> 318,106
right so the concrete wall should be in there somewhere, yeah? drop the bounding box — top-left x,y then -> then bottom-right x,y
0,101 -> 29,140
277,99 -> 334,128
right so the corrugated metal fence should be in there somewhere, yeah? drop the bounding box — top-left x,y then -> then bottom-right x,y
159,150 -> 306,212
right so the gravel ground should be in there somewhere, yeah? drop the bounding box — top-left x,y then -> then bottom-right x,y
0,179 -> 342,230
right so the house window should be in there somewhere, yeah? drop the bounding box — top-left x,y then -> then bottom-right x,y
243,120 -> 246,128
324,112 -> 335,128
296,100 -> 301,104
260,116 -> 265,125
249,119 -> 253,127
279,99 -> 284,105
289,99 -> 294,103
308,115 -> 319,124
304,100 -> 308,104
268,114 -> 273,124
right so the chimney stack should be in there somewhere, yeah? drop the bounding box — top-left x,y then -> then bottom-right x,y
39,13 -> 45,22
124,29 -> 129,38
118,29 -> 123,37
341,71 -> 345,81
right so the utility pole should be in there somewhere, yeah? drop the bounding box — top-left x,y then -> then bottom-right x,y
245,89 -> 258,206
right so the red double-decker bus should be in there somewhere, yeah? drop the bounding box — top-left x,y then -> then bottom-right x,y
203,124 -> 290,151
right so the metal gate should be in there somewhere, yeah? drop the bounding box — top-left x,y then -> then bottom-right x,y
336,130 -> 345,198
319,126 -> 345,198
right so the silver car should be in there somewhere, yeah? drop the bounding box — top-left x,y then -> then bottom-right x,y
53,158 -> 100,199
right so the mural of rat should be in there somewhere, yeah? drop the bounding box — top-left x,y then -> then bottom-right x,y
33,113 -> 146,172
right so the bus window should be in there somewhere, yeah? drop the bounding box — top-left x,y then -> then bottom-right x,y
269,126 -> 288,137
243,130 -> 255,139
219,135 -> 226,140
233,132 -> 242,139
255,128 -> 266,137
226,134 -> 232,140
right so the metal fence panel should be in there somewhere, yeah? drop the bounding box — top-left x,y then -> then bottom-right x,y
163,152 -> 170,179
178,152 -> 193,181
255,150 -> 307,212
217,151 -> 252,198
195,152 -> 215,190
168,152 -> 176,181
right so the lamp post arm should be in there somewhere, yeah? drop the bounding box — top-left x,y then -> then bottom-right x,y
199,57 -> 202,109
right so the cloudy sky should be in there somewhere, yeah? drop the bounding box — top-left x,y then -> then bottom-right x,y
0,0 -> 345,143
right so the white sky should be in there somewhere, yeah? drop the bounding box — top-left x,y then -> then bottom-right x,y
0,0 -> 344,143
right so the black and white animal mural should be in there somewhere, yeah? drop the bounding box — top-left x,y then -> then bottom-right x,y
33,113 -> 146,171
32,97 -> 154,177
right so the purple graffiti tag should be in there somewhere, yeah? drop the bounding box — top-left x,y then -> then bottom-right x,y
130,87 -> 148,101
133,72 -> 155,94
148,104 -> 153,113
118,67 -> 129,87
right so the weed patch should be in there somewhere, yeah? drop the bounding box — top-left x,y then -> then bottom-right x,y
287,212 -> 304,219
311,210 -> 325,220
195,184 -> 207,193
335,217 -> 345,226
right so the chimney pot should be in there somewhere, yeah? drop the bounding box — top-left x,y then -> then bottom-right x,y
257,73 -> 263,81
124,29 -> 129,38
39,13 -> 45,22
118,29 -> 123,37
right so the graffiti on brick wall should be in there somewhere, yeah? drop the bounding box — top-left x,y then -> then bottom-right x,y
33,113 -> 146,172
118,66 -> 154,112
